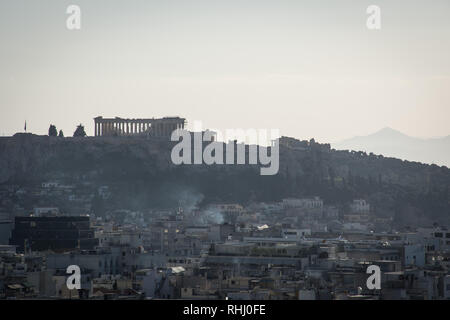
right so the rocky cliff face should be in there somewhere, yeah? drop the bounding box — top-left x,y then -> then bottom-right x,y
1,133 -> 449,224
0,134 -> 174,183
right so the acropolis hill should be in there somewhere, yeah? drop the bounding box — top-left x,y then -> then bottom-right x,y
0,132 -> 449,226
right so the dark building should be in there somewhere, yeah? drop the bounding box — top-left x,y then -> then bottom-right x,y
10,216 -> 98,253
0,219 -> 13,245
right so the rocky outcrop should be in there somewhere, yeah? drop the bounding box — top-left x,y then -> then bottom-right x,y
0,133 -> 449,224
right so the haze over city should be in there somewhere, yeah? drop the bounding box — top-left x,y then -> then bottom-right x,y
1,0 -> 449,143
2,0 -> 450,305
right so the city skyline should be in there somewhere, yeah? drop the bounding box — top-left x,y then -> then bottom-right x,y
1,0 -> 450,305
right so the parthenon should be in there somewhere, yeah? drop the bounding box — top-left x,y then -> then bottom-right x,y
94,116 -> 186,137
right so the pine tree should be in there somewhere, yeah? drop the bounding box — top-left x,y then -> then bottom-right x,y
48,125 -> 57,137
73,124 -> 87,137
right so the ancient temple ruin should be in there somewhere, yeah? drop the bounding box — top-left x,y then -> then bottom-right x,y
93,116 -> 186,137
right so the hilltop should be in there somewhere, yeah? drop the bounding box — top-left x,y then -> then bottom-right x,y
333,127 -> 450,167
0,133 -> 449,226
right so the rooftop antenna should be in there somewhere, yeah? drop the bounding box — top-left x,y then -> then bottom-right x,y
24,120 -> 27,133
177,201 -> 183,215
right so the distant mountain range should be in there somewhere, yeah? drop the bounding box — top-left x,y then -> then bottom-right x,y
333,127 -> 450,168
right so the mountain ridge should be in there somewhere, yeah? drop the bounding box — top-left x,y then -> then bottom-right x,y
333,127 -> 450,167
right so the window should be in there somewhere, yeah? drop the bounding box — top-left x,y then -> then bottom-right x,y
435,232 -> 443,238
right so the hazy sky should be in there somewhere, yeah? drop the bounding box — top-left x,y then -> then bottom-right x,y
0,0 -> 449,142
